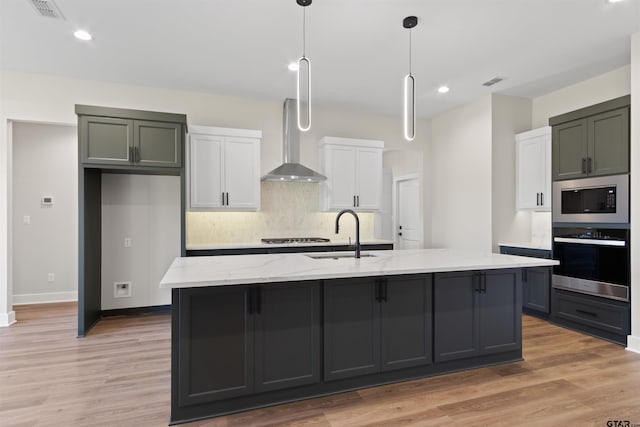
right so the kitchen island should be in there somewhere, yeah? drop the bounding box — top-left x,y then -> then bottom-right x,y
160,249 -> 557,424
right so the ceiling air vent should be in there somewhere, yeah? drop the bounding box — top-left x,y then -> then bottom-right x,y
482,76 -> 504,87
28,0 -> 65,19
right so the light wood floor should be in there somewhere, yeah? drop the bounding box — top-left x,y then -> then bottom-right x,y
1,303 -> 639,427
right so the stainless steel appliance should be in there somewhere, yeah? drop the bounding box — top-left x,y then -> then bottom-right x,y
261,237 -> 330,244
552,174 -> 629,224
552,226 -> 629,302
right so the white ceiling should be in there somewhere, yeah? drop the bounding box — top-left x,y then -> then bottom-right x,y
1,0 -> 639,118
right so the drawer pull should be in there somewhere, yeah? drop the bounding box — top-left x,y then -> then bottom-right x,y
576,309 -> 598,317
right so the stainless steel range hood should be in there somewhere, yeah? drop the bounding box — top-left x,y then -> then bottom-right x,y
261,99 -> 326,182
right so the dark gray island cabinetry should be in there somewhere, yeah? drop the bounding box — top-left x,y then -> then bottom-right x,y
161,249 -> 557,424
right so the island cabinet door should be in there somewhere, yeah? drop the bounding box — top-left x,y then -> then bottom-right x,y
254,281 -> 321,393
380,275 -> 432,371
434,272 -> 480,362
479,269 -> 522,355
177,286 -> 254,406
324,277 -> 380,381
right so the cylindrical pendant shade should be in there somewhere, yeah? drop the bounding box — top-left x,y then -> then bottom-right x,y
297,56 -> 311,131
403,73 -> 416,141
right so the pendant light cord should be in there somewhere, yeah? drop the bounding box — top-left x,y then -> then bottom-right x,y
302,7 -> 306,58
409,28 -> 412,76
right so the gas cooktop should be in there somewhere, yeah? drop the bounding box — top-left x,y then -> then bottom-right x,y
261,237 -> 331,244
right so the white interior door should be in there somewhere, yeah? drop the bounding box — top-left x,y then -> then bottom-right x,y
396,178 -> 421,249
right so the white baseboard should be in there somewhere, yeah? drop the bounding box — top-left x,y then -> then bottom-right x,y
13,291 -> 78,305
626,335 -> 640,354
0,310 -> 16,327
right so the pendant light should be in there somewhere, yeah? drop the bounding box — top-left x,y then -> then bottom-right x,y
402,16 -> 418,142
296,0 -> 312,132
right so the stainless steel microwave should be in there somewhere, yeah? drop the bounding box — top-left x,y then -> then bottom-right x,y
552,174 -> 629,224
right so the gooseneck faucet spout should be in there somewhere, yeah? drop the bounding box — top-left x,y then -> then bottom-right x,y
335,209 -> 360,259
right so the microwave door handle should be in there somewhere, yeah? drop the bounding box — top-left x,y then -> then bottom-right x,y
553,237 -> 626,247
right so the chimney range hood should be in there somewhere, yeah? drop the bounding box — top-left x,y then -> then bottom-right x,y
261,99 -> 326,182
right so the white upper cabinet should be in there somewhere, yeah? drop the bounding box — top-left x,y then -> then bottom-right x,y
188,126 -> 261,211
319,137 -> 384,211
516,127 -> 551,211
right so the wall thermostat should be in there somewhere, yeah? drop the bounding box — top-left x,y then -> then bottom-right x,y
41,196 -> 53,206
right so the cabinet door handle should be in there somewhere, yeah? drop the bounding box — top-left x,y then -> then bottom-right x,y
540,192 -> 544,206
382,280 -> 388,302
582,158 -> 587,174
576,309 -> 598,318
353,195 -> 356,207
255,287 -> 261,314
482,273 -> 487,293
375,280 -> 381,302
473,272 -> 480,293
221,192 -> 225,206
247,288 -> 253,314
225,192 -> 229,206
129,147 -> 134,163
135,147 -> 140,163
356,195 -> 360,207
587,157 -> 593,174
536,193 -> 540,206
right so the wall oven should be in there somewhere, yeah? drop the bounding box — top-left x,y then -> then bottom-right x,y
552,174 -> 629,224
552,226 -> 629,302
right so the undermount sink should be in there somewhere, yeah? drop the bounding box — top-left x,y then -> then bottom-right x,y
305,252 -> 377,260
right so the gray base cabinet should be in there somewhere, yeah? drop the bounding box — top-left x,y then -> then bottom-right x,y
323,275 -> 432,381
177,281 -> 320,406
523,267 -> 550,314
172,270 -> 521,424
434,270 -> 521,362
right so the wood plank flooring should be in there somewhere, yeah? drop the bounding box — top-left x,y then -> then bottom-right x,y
1,303 -> 639,426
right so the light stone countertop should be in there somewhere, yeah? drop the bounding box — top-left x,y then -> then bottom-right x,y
186,239 -> 395,250
160,248 -> 558,289
498,241 -> 552,251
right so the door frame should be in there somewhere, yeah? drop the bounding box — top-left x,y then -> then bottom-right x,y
393,174 -> 423,249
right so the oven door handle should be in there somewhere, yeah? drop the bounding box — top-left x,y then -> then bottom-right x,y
553,237 -> 626,247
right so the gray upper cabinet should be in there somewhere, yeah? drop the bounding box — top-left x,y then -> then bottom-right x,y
76,105 -> 185,170
551,96 -> 630,181
434,269 -> 521,362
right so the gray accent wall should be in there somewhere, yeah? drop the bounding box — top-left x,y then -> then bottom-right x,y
11,122 -> 78,304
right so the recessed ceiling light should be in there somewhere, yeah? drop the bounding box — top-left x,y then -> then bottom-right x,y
607,0 -> 624,3
438,86 -> 450,94
74,30 -> 92,41
288,62 -> 298,71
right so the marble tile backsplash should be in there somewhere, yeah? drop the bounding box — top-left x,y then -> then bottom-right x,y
186,182 -> 374,245
531,211 -> 552,246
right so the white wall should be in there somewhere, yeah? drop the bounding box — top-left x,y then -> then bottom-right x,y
430,96 -> 493,251
629,32 -> 640,353
531,66 -> 631,128
101,174 -> 179,310
11,122 -> 77,304
491,94 -> 533,252
0,70 -> 430,321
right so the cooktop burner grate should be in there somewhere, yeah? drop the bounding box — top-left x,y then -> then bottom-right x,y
261,237 -> 331,244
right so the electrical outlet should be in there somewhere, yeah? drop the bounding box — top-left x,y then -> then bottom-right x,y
124,237 -> 132,248
47,273 -> 55,283
114,282 -> 131,298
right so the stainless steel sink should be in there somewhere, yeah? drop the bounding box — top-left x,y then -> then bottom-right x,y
305,252 -> 377,260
